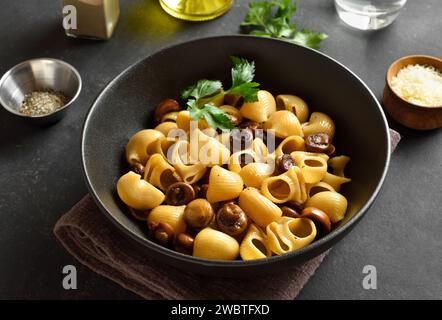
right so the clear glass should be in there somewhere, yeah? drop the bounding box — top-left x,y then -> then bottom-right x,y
334,0 -> 407,30
159,0 -> 234,21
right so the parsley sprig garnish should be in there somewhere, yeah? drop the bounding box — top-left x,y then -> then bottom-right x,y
241,0 -> 327,50
181,57 -> 260,130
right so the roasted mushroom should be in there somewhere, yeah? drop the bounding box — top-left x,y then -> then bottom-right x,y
276,154 -> 295,173
131,162 -> 145,176
301,207 -> 332,235
305,133 -> 330,153
154,99 -> 181,123
184,199 -> 215,230
165,182 -> 196,206
174,232 -> 195,254
148,221 -> 175,246
216,202 -> 249,236
224,93 -> 244,108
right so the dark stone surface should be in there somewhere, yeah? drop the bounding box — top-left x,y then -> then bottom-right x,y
0,0 -> 441,299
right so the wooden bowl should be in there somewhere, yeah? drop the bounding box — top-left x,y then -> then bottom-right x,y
384,55 -> 442,130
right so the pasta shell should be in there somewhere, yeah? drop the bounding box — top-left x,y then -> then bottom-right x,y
147,205 -> 187,235
240,224 -> 272,261
306,191 -> 348,223
239,187 -> 282,227
306,181 -> 336,199
321,172 -> 351,192
228,150 -> 256,173
302,112 -> 335,140
266,217 -> 317,255
263,110 -> 303,138
261,174 -> 297,204
251,138 -> 269,162
207,165 -> 244,203
240,90 -> 276,122
194,228 -> 239,260
275,135 -> 306,156
276,94 -> 310,123
155,121 -> 178,136
170,140 -> 207,184
328,155 -> 351,177
125,129 -> 165,165
117,172 -> 165,210
161,111 -> 179,123
299,156 -> 328,184
240,163 -> 274,188
144,154 -> 182,191
190,129 -> 231,166
176,110 -> 209,132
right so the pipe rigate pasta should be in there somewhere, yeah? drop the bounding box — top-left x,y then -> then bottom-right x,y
261,173 -> 297,204
321,172 -> 351,192
239,188 -> 282,227
206,165 -> 243,203
263,110 -> 303,138
306,181 -> 336,199
117,171 -> 165,210
125,129 -> 165,165
147,205 -> 187,235
155,121 -> 178,136
266,217 -> 317,255
302,112 -> 336,140
275,135 -> 306,156
240,224 -> 272,260
239,90 -> 276,122
144,154 -> 182,191
239,163 -> 274,188
228,149 -> 257,173
169,140 -> 207,184
306,191 -> 348,223
328,155 -> 351,177
193,228 -> 239,260
276,94 -> 310,123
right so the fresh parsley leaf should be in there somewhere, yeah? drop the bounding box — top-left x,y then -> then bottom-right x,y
293,29 -> 328,50
240,1 -> 274,27
202,104 -> 236,130
231,56 -> 256,87
241,0 -> 327,50
181,79 -> 223,100
227,82 -> 260,103
181,57 -> 261,130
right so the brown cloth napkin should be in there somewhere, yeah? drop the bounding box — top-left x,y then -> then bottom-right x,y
54,129 -> 401,300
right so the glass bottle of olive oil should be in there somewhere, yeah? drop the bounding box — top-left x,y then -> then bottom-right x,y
159,0 -> 234,21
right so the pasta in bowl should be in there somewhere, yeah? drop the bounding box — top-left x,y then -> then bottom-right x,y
116,56 -> 352,262
82,36 -> 390,276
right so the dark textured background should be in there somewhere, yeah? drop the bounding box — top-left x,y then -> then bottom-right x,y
0,0 -> 441,299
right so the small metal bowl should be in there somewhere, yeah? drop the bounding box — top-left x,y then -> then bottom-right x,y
0,58 -> 82,125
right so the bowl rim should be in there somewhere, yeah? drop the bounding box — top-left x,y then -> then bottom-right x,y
386,54 -> 442,110
82,35 -> 391,268
0,57 -> 83,118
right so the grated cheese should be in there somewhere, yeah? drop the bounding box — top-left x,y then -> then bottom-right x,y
391,64 -> 442,107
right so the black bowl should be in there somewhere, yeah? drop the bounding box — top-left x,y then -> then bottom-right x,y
82,36 -> 391,277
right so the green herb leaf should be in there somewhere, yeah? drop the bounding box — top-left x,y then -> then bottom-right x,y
227,82 -> 260,103
201,104 -> 236,130
241,0 -> 327,50
182,57 -> 261,130
181,79 -> 223,100
292,29 -> 328,50
240,1 -> 274,27
231,56 -> 256,87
